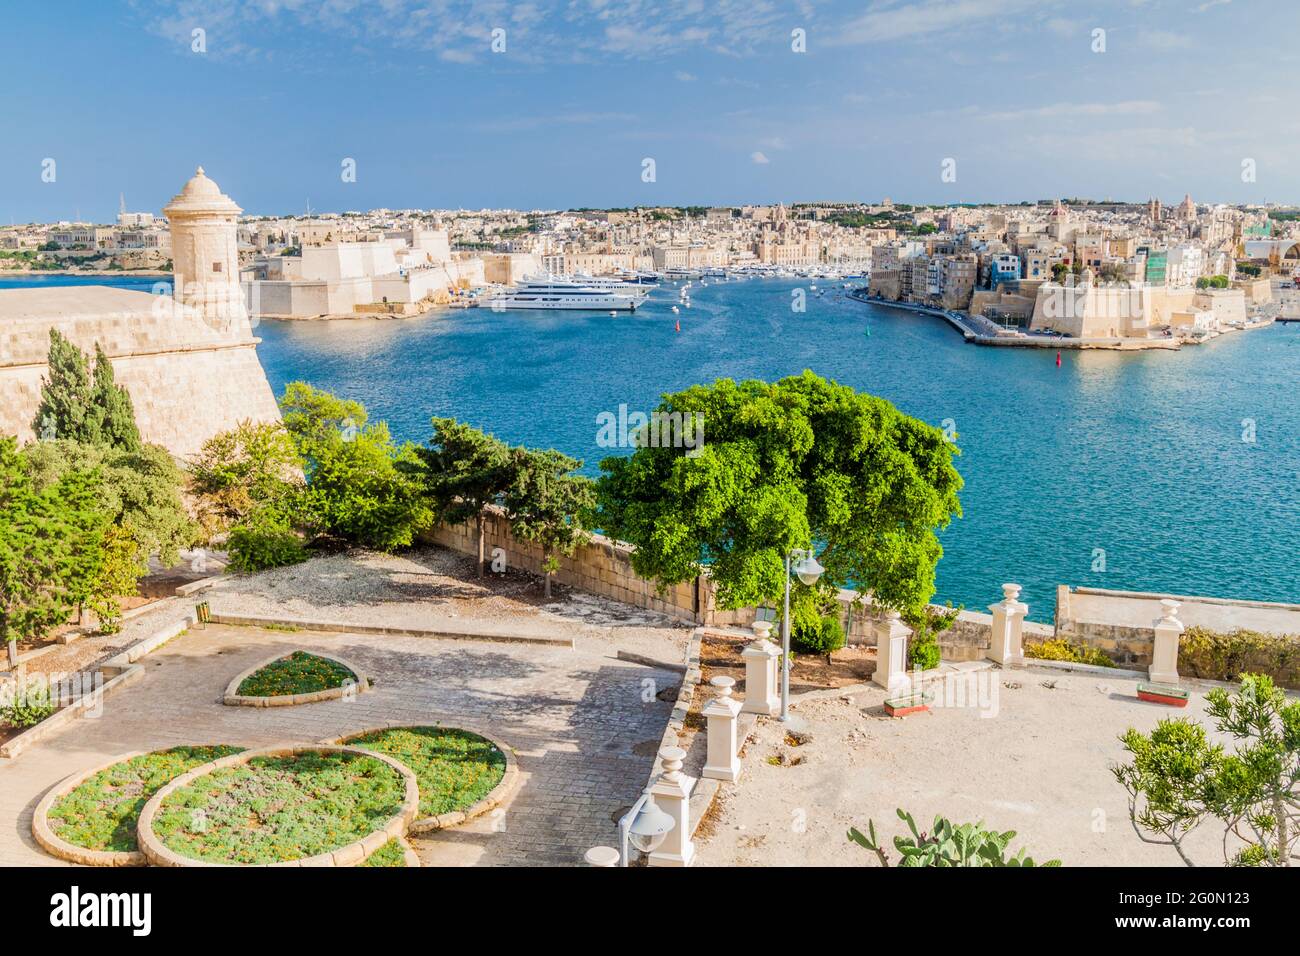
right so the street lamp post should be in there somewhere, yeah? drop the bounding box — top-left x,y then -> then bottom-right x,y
780,547 -> 825,722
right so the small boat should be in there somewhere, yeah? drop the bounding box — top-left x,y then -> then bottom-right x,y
671,306 -> 679,313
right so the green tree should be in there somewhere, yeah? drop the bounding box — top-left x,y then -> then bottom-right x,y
417,418 -> 515,578
503,447 -> 596,598
91,343 -> 141,452
280,383 -> 432,551
32,333 -> 141,451
188,420 -> 302,539
87,525 -> 148,633
33,329 -> 96,444
904,602 -> 961,671
596,371 -> 962,616
1114,674 -> 1300,867
0,437 -> 108,656
22,439 -> 196,568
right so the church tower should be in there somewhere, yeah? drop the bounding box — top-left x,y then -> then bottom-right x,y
163,167 -> 246,331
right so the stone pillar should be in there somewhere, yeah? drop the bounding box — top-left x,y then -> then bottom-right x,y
741,630 -> 781,716
1150,599 -> 1184,686
647,746 -> 695,868
987,583 -> 1028,667
702,676 -> 742,782
872,609 -> 913,694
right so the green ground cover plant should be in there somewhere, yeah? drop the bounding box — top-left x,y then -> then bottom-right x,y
153,751 -> 406,864
360,838 -> 408,867
346,726 -> 506,818
47,745 -> 244,852
236,650 -> 358,697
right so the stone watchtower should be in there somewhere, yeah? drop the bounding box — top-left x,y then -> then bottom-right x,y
163,166 -> 247,332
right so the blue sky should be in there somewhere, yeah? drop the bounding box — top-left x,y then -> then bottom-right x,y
1,0 -> 1294,221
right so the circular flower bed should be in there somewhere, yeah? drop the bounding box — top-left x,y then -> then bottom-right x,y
330,725 -> 517,832
224,650 -> 370,707
33,745 -> 244,866
137,745 -> 419,867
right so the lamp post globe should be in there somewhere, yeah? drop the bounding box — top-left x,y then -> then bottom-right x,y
627,794 -> 675,853
793,551 -> 825,586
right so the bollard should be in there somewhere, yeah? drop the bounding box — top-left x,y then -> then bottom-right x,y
872,609 -> 913,694
1149,599 -> 1184,686
647,746 -> 696,867
987,583 -> 1027,667
702,676 -> 742,782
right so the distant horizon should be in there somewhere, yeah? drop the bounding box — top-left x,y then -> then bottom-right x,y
13,193 -> 1300,227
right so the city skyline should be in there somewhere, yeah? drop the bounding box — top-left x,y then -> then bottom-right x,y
1,0 -> 1295,222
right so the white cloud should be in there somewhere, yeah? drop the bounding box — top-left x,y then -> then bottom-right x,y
829,0 -> 1049,45
980,100 -> 1163,122
674,70 -> 697,82
750,151 -> 770,164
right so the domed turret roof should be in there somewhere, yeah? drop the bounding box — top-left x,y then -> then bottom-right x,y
164,166 -> 242,218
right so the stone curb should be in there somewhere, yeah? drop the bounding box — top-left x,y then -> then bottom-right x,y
322,721 -> 520,834
397,836 -> 420,867
136,744 -> 420,868
32,750 -> 151,867
209,612 -> 574,648
222,650 -> 371,707
0,665 -> 144,760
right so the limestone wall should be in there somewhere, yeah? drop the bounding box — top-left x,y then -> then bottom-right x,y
422,511 -> 1021,658
0,285 -> 280,459
1056,585 -> 1300,667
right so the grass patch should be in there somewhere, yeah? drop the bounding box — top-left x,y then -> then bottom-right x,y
47,746 -> 245,853
237,651 -> 358,697
360,838 -> 408,867
346,726 -> 506,818
153,751 -> 406,865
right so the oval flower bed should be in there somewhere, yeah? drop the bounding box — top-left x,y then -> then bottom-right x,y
224,650 -> 370,707
138,745 -> 419,867
33,745 -> 244,866
331,725 -> 517,832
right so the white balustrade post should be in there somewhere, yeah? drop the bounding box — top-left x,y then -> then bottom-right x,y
647,746 -> 696,867
584,846 -> 620,867
1150,599 -> 1184,686
987,583 -> 1028,666
872,609 -> 913,694
741,622 -> 780,716
702,676 -> 742,783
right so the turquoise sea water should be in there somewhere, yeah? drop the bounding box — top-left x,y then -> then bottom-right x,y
6,274 -> 1298,620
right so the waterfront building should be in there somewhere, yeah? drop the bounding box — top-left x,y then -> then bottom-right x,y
0,167 -> 279,458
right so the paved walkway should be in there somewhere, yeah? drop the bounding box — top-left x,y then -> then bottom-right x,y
0,622 -> 684,867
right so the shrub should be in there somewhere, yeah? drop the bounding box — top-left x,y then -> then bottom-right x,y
1179,626 -> 1300,688
1024,637 -> 1114,668
904,603 -> 960,671
849,808 -> 1060,867
1,679 -> 56,728
226,509 -> 309,573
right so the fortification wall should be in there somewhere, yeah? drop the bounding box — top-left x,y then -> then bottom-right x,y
1,342 -> 279,460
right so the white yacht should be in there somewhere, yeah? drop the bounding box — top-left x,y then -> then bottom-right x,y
487,276 -> 640,311
569,273 -> 652,297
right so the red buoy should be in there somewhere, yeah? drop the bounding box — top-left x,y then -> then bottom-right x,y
1056,350 -> 1062,367
675,319 -> 681,332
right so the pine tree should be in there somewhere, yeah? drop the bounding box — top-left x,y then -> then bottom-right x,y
32,329 -> 97,445
91,343 -> 141,452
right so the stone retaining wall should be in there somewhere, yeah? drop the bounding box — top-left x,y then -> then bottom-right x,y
1055,585 -> 1300,667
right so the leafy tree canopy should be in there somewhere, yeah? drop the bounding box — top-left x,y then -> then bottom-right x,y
22,439 -> 196,568
503,446 -> 596,597
280,383 -> 432,551
188,420 -> 303,538
0,437 -> 109,648
32,331 -> 140,451
596,370 -> 962,614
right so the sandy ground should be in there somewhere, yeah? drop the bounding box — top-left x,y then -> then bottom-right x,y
695,665 -> 1249,867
